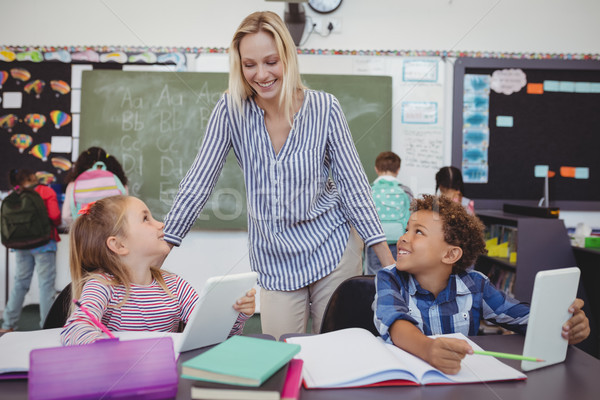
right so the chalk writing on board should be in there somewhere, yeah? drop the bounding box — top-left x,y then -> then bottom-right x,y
402,128 -> 444,170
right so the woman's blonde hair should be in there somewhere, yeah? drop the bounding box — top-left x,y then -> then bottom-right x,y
229,11 -> 306,124
69,195 -> 172,313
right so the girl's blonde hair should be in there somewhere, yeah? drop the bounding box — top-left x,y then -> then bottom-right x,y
229,11 -> 306,124
69,195 -> 171,313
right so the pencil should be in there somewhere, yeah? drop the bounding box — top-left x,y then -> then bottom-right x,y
73,299 -> 117,339
473,350 -> 544,362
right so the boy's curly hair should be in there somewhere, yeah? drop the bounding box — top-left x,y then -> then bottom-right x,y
411,194 -> 487,273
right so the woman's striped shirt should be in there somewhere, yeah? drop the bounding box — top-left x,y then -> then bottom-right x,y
164,90 -> 385,291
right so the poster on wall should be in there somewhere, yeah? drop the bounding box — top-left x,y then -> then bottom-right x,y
0,61 -> 73,192
0,47 -> 187,194
397,58 -> 446,195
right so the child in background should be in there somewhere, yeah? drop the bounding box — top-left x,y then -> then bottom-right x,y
435,166 -> 474,215
61,147 -> 129,228
60,195 -> 256,345
374,195 -> 590,374
1,169 -> 61,332
366,152 -> 411,275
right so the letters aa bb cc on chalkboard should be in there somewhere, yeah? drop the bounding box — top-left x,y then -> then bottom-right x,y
80,70 -> 392,230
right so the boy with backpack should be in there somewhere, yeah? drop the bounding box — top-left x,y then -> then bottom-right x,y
1,169 -> 61,332
366,152 -> 412,275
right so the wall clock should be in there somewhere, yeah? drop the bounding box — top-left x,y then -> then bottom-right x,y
308,0 -> 343,14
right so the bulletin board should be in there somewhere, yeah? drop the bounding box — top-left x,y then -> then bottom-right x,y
0,47 -> 186,192
0,62 -> 73,190
452,57 -> 600,210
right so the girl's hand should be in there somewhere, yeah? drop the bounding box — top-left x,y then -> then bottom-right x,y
234,288 -> 257,316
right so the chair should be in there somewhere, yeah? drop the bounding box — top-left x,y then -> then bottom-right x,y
42,283 -> 72,329
320,275 -> 379,336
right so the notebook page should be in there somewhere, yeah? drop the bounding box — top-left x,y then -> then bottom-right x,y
420,333 -> 526,384
0,329 -> 183,374
286,328 -> 419,388
0,328 -> 62,373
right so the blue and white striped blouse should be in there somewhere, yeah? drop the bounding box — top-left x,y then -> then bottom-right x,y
164,90 -> 385,291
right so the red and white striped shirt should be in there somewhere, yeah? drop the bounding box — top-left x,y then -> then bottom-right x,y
61,271 -> 249,345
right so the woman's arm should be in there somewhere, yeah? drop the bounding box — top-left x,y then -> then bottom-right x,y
370,242 -> 395,268
326,96 -> 386,247
163,95 -> 233,245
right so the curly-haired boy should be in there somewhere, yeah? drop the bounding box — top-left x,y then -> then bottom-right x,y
374,195 -> 589,374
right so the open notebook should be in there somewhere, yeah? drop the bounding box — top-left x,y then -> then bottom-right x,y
286,328 -> 526,388
0,328 -> 181,376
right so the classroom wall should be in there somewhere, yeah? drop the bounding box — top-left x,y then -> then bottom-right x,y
2,0 -> 600,54
2,0 -> 599,313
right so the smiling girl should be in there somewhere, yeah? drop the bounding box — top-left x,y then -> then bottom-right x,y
61,196 -> 255,345
163,11 -> 395,340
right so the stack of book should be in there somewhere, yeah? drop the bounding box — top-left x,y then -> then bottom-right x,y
181,335 -> 302,400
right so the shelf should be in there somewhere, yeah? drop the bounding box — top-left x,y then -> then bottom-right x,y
475,210 -> 575,303
478,255 -> 516,270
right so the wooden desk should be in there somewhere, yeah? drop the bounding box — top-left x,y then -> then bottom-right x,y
2,334 -> 599,399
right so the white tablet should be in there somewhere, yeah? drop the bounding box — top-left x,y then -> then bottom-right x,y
521,267 -> 580,371
176,271 -> 258,353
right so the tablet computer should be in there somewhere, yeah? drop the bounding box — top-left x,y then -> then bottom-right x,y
521,267 -> 580,371
176,271 -> 258,353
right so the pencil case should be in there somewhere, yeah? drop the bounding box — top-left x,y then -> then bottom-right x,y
29,337 -> 178,400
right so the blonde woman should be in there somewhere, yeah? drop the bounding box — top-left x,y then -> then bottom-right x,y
164,11 -> 394,340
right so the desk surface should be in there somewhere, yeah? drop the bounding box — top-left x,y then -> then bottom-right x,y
2,333 -> 600,400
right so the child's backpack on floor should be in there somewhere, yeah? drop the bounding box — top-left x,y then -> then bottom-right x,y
70,161 -> 127,220
1,186 -> 52,249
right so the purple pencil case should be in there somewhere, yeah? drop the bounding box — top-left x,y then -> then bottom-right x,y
29,337 -> 178,400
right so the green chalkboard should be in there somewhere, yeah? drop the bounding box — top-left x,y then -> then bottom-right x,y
80,70 -> 391,230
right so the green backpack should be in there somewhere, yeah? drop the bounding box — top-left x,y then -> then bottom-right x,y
1,186 -> 52,249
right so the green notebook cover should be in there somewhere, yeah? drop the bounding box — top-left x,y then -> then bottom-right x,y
181,336 -> 301,387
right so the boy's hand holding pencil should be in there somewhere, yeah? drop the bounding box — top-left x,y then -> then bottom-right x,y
426,337 -> 473,375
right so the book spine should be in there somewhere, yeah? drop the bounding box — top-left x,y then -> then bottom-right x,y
281,359 -> 303,400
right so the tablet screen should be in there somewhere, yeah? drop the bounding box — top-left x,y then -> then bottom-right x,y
521,267 -> 580,371
177,271 -> 258,353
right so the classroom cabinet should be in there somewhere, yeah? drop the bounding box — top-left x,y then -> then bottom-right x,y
474,210 -> 576,303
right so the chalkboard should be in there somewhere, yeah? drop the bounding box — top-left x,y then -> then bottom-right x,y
452,58 -> 600,210
80,70 -> 391,229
